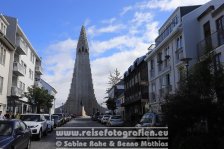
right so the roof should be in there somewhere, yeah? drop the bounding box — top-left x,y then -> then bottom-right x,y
124,55 -> 146,77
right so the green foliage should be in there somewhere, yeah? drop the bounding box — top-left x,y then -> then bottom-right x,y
24,86 -> 55,113
163,53 -> 224,149
105,97 -> 116,112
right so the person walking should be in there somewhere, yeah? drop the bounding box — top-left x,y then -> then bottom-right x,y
0,111 -> 5,120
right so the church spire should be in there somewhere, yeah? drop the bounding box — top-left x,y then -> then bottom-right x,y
77,25 -> 89,54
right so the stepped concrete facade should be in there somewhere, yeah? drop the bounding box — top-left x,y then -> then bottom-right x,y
64,26 -> 105,116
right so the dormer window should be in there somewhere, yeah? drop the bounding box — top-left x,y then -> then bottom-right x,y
0,19 -> 7,35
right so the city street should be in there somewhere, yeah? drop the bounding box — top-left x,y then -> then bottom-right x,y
31,117 -> 104,149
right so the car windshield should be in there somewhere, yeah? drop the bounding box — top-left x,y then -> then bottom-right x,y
20,115 -> 41,122
111,116 -> 121,119
52,116 -> 59,120
0,123 -> 13,136
44,116 -> 50,120
140,114 -> 154,123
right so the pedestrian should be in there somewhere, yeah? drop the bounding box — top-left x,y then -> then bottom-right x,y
10,111 -> 15,119
0,111 -> 5,120
4,111 -> 10,119
15,112 -> 20,119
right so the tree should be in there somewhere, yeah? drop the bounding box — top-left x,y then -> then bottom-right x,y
163,54 -> 224,149
24,86 -> 55,113
105,97 -> 116,114
108,68 -> 122,88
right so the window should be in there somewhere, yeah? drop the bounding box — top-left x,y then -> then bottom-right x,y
216,16 -> 224,46
213,53 -> 221,72
29,69 -> 34,80
150,59 -> 154,70
0,76 -> 3,94
176,35 -> 182,49
165,74 -> 170,85
30,52 -> 35,63
216,16 -> 224,31
0,45 -> 6,65
20,122 -> 27,131
164,47 -> 170,67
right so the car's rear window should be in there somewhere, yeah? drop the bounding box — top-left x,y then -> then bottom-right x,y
20,115 -> 41,121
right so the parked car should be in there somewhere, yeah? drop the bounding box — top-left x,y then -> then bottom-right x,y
20,114 -> 48,140
101,115 -> 110,124
107,115 -> 124,126
135,112 -> 164,127
0,119 -> 31,149
43,114 -> 54,132
52,114 -> 64,126
51,115 -> 60,127
97,115 -> 103,122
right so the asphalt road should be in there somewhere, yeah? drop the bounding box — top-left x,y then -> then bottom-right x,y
31,117 -> 104,149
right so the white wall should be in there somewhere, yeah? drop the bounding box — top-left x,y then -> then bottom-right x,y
0,42 -> 12,113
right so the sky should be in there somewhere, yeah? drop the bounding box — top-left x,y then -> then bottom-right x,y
0,0 -> 210,108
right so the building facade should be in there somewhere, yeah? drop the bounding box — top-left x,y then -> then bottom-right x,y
145,0 -> 224,114
0,14 -> 14,114
4,16 -> 43,114
123,55 -> 149,123
107,80 -> 124,116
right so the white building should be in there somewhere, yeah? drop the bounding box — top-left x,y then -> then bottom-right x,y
5,16 -> 43,114
0,14 -> 14,114
145,0 -> 224,114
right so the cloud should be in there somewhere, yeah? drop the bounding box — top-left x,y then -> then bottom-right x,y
137,0 -> 210,11
120,6 -> 133,16
87,24 -> 125,37
101,17 -> 117,24
121,0 -> 210,13
42,39 -> 77,107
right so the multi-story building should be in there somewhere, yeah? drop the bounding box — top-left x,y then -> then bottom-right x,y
145,0 -> 224,114
0,14 -> 15,114
123,55 -> 149,123
4,16 -> 43,114
107,80 -> 124,114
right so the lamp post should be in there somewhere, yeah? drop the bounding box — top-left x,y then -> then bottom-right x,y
181,57 -> 192,95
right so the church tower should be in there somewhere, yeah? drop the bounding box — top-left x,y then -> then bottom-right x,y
65,26 -> 104,115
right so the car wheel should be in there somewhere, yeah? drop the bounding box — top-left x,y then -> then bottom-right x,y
26,139 -> 31,149
37,129 -> 42,140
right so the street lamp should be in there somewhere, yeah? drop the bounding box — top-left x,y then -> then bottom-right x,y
180,57 -> 192,79
181,57 -> 192,95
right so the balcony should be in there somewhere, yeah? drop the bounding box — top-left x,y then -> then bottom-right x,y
176,48 -> 184,63
16,36 -> 28,55
197,30 -> 224,60
11,86 -> 23,97
35,66 -> 43,75
140,80 -> 148,86
13,62 -> 25,76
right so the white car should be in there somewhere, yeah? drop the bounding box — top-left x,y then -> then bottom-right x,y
101,115 -> 110,124
20,114 -> 48,140
107,115 -> 124,126
44,114 -> 54,132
